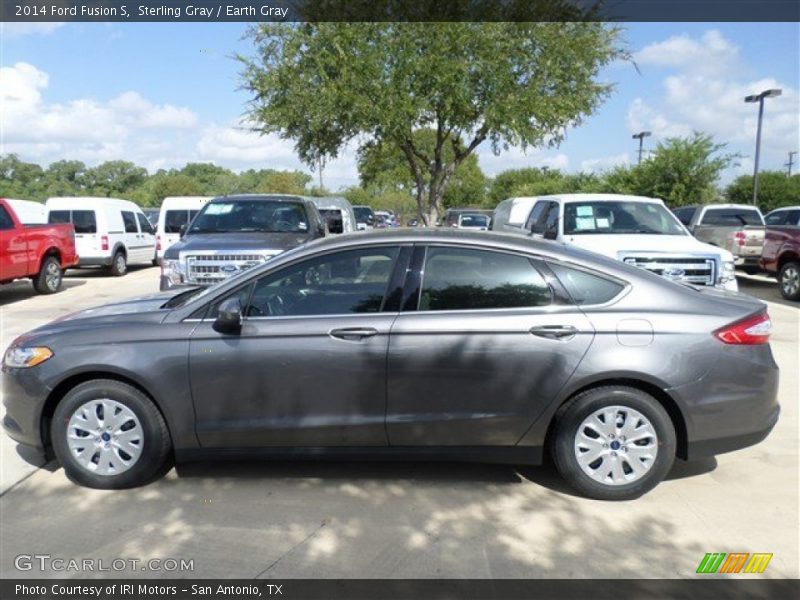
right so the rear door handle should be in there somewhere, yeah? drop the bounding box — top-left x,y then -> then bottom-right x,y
529,325 -> 578,340
329,327 -> 378,341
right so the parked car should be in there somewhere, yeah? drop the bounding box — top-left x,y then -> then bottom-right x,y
375,210 -> 397,228
760,206 -> 800,301
155,196 -> 212,264
2,229 -> 779,500
46,197 -> 156,276
160,194 -> 326,291
0,198 -> 79,294
5,199 -> 47,224
442,208 -> 493,228
407,218 -> 420,227
457,213 -> 491,230
502,194 -> 738,291
353,205 -> 376,231
673,204 -> 765,274
309,196 -> 357,234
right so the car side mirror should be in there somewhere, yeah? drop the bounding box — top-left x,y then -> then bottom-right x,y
213,297 -> 242,334
318,222 -> 327,236
179,223 -> 188,238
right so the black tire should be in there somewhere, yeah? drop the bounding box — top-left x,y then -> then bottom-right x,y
51,379 -> 172,489
109,250 -> 127,276
778,261 -> 800,301
32,255 -> 63,294
742,266 -> 760,275
551,386 -> 676,501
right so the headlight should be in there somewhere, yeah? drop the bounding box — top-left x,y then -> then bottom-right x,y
3,346 -> 53,369
719,260 -> 736,283
161,259 -> 184,285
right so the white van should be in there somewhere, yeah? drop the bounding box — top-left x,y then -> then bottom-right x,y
46,197 -> 156,276
5,199 -> 47,224
490,197 -> 539,232
156,196 -> 211,262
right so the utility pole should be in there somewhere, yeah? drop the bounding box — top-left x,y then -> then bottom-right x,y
786,151 -> 797,176
745,89 -> 782,204
632,131 -> 651,164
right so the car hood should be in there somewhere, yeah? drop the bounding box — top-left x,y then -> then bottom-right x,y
164,232 -> 312,259
563,234 -> 734,261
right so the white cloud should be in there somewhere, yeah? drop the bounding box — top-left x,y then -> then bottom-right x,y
581,153 -> 630,173
1,22 -> 65,38
477,146 -> 569,175
633,29 -> 739,76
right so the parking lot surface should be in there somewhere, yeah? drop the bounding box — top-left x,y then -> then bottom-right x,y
0,268 -> 797,578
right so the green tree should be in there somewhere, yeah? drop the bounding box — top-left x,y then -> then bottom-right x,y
725,172 -> 800,213
0,154 -> 46,199
42,160 -> 88,197
241,21 -> 624,224
83,161 -> 148,197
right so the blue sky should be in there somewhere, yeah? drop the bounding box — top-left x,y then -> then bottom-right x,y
1,21 -> 798,189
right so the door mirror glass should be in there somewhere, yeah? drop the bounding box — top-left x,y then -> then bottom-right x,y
179,223 -> 188,238
213,297 -> 242,334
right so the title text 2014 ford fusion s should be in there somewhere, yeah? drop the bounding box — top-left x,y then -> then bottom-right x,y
2,230 -> 779,500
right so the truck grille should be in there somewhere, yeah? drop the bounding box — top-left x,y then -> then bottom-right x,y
184,253 -> 268,285
622,256 -> 716,286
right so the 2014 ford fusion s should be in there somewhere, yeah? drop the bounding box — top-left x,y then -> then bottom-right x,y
2,230 -> 779,500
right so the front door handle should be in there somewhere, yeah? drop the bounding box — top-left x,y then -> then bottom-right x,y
529,325 -> 578,340
329,327 -> 378,341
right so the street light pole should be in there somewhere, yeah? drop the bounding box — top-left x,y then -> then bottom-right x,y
786,151 -> 797,177
745,88 -> 782,205
632,131 -> 651,164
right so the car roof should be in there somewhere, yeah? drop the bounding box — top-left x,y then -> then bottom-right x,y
209,194 -> 306,203
535,193 -> 665,204
697,203 -> 764,210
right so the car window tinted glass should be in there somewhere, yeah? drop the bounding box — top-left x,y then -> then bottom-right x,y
48,210 -> 71,225
0,206 -> 13,230
701,208 -> 763,226
122,211 -> 138,233
765,211 -> 790,226
672,207 -> 696,226
787,210 -> 800,226
459,214 -> 490,228
51,210 -> 97,233
563,201 -> 685,235
244,247 -> 400,317
525,202 -> 547,232
208,282 -> 256,320
189,200 -> 309,234
165,210 -> 190,233
549,262 -> 625,305
319,209 -> 344,233
420,247 -> 552,311
136,212 -> 154,234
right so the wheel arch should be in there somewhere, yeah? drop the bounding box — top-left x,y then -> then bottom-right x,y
778,250 -> 799,270
37,247 -> 62,272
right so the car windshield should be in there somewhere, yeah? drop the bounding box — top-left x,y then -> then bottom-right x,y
188,200 -> 309,234
460,215 -> 489,227
564,201 -> 686,236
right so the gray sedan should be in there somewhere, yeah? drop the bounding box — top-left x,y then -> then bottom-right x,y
2,230 -> 779,500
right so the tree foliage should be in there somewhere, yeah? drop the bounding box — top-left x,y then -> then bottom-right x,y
240,22 -> 625,223
725,172 -> 800,213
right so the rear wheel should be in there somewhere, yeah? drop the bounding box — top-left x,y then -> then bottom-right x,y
551,386 -> 676,500
779,261 -> 800,301
33,255 -> 63,294
109,250 -> 127,276
51,379 -> 172,489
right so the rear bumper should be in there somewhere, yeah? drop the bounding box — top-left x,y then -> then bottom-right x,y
686,407 -> 779,458
77,255 -> 113,267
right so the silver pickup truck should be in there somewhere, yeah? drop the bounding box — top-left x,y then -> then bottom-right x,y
672,204 -> 765,274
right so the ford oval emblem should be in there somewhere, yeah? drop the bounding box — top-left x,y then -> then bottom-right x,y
220,264 -> 238,273
662,267 -> 685,280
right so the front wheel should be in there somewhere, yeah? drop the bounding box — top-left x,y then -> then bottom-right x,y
33,255 -> 63,294
51,379 -> 172,489
551,386 -> 676,501
778,261 -> 800,301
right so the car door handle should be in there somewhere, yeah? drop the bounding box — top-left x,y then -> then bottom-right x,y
329,327 -> 379,341
529,325 -> 578,340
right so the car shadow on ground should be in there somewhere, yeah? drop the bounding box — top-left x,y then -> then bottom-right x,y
0,279 -> 87,307
64,265 -> 157,279
737,273 -> 797,308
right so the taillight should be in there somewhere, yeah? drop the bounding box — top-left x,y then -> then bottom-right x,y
101,235 -> 109,251
156,235 -> 161,251
714,312 -> 772,345
734,231 -> 746,247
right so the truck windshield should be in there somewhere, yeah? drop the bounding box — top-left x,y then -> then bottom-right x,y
563,201 -> 686,236
188,201 -> 309,234
460,215 -> 490,227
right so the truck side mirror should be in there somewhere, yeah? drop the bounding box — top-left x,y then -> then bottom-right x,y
213,297 -> 242,334
179,223 -> 188,238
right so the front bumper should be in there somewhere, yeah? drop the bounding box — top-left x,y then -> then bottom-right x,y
1,367 -> 51,455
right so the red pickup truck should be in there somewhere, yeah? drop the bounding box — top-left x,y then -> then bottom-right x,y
760,206 -> 800,301
0,198 -> 79,294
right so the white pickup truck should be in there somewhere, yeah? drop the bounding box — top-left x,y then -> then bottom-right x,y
492,193 -> 738,291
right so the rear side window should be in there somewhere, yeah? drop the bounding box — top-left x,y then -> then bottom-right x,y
0,205 -> 14,230
121,211 -> 138,233
672,207 -> 696,226
48,210 -> 97,233
701,208 -> 763,226
549,262 -> 625,305
420,247 -> 552,311
164,210 -> 190,233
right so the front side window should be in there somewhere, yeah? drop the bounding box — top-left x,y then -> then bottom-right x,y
164,210 -> 190,233
563,201 -> 686,236
239,247 -> 400,317
137,212 -> 154,234
701,208 -> 764,226
189,200 -> 309,234
122,211 -> 138,233
0,205 -> 13,230
419,246 -> 552,311
765,210 -> 790,226
788,210 -> 800,226
524,202 -> 547,231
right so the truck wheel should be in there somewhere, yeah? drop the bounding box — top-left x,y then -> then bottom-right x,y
779,261 -> 800,301
33,256 -> 63,294
742,266 -> 760,275
51,379 -> 172,489
109,251 -> 127,276
551,386 -> 676,501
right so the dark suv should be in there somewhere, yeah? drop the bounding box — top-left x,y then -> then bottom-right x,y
160,194 -> 326,290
